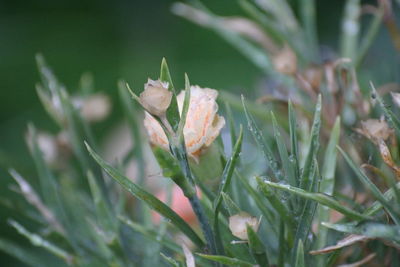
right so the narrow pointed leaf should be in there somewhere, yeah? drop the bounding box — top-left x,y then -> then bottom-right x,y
258,179 -> 369,221
9,220 -> 75,264
300,95 -> 321,192
294,240 -> 305,267
315,117 -> 341,263
247,225 -> 269,267
339,147 -> 400,225
85,143 -> 204,248
321,221 -> 400,243
242,95 -> 280,180
160,58 -> 180,131
196,254 -> 254,267
271,112 -> 296,187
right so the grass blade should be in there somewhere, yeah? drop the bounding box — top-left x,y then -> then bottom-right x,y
322,221 -> 400,243
340,0 -> 361,61
8,220 -> 75,265
85,143 -> 205,248
247,225 -> 269,267
338,147 -> 400,225
242,95 -> 280,180
213,126 -> 243,253
258,179 -> 369,221
119,216 -> 181,253
196,254 -> 254,267
0,238 -> 52,267
288,100 -> 300,186
160,58 -> 180,132
315,117 -> 341,265
271,112 -> 296,187
294,240 -> 305,267
300,95 -> 321,192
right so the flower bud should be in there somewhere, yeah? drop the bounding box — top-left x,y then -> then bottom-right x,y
140,79 -> 172,117
229,212 -> 260,240
272,45 -> 297,75
144,85 -> 225,162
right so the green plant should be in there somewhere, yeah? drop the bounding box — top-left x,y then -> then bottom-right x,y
3,0 -> 400,266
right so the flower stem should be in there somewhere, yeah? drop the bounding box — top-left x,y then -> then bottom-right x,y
188,194 -> 217,255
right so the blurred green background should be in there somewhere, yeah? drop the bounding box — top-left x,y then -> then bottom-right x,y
0,0 -> 398,265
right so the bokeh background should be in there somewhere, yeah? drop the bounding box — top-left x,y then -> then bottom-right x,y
0,0 -> 398,265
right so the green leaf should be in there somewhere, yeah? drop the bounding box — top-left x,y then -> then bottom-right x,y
288,100 -> 300,186
293,158 -> 318,262
320,117 -> 341,195
238,173 -> 278,236
119,216 -> 181,253
87,171 -> 116,233
340,0 -> 361,61
371,82 -> 400,136
196,254 -> 254,267
213,126 -> 243,254
118,81 -> 145,185
256,176 -> 294,243
8,220 -> 75,264
85,143 -> 205,248
315,117 -> 341,265
242,95 -> 280,180
300,95 -> 321,192
294,240 -> 305,267
160,58 -> 180,132
271,112 -> 296,187
0,238 -> 52,267
364,182 -> 400,216
258,179 -> 370,221
224,102 -> 237,149
177,73 -> 191,140
214,126 -> 244,212
338,147 -> 400,225
221,192 -> 241,216
278,220 -> 285,267
299,0 -> 318,60
355,5 -> 384,66
246,225 -> 269,267
322,221 -> 400,243
160,253 -> 183,267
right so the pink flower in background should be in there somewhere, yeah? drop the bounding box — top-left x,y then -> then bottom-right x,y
153,185 -> 201,224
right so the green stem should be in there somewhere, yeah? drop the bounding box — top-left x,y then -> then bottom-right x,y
189,195 -> 217,255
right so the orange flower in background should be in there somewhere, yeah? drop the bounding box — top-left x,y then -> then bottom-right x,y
144,85 -> 225,162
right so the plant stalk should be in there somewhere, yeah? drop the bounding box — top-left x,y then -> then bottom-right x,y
188,194 -> 217,255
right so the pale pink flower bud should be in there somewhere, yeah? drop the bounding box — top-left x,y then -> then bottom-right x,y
229,212 -> 260,240
139,79 -> 172,117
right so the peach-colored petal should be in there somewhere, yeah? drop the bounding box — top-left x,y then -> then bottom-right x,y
143,85 -> 225,161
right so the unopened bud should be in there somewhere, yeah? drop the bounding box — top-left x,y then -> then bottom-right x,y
140,79 -> 172,117
272,45 -> 297,75
229,212 -> 260,240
